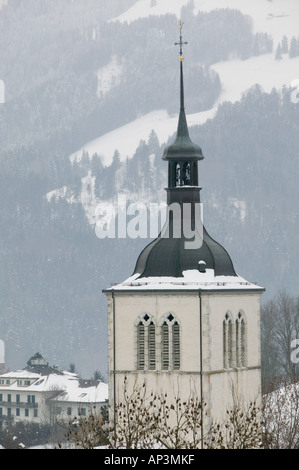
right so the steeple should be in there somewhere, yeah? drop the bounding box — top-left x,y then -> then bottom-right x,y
177,21 -> 188,114
162,22 -> 204,189
133,23 -> 236,278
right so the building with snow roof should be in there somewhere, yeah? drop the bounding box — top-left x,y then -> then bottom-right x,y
104,24 -> 264,439
0,353 -> 108,428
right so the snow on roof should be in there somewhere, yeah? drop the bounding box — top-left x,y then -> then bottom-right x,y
51,380 -> 108,404
0,368 -> 108,403
105,269 -> 264,292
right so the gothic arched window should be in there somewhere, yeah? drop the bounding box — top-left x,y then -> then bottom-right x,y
137,321 -> 145,370
161,322 -> 169,370
223,312 -> 234,369
172,321 -> 180,370
136,314 -> 156,371
161,313 -> 180,371
236,312 -> 247,367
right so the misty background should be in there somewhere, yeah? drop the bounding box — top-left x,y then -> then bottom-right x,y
0,0 -> 298,379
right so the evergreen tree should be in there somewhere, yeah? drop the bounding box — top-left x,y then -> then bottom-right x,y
281,35 -> 288,54
275,43 -> 282,61
289,36 -> 299,58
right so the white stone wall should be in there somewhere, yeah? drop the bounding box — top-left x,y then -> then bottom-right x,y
106,288 -> 262,430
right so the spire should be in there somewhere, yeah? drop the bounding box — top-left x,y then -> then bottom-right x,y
132,22 -> 237,279
162,22 -> 204,162
175,21 -> 188,112
175,22 -> 189,137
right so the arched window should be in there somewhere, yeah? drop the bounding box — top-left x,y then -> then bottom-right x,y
148,321 -> 156,370
182,162 -> 191,185
161,313 -> 180,371
236,312 -> 247,367
161,322 -> 169,370
175,163 -> 181,186
137,321 -> 145,370
223,312 -> 234,369
136,314 -> 156,371
172,321 -> 180,370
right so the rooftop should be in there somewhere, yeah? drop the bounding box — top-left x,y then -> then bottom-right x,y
0,361 -> 108,404
106,268 -> 264,293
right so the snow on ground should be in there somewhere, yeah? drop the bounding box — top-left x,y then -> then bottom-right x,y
97,55 -> 124,98
211,53 -> 299,105
194,0 -> 299,48
63,0 -> 299,215
110,0 -> 189,25
70,108 -> 216,166
68,0 -> 299,167
112,0 -> 299,48
69,0 -> 299,167
70,52 -> 299,167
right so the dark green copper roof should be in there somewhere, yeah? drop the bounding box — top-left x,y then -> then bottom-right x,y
162,108 -> 204,161
133,227 -> 236,278
162,59 -> 204,162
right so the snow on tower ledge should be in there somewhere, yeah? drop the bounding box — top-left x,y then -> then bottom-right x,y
105,269 -> 264,292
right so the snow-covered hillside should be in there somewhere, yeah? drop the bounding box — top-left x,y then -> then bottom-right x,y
112,0 -> 299,46
68,0 -> 299,168
71,51 -> 299,167
63,0 -> 299,223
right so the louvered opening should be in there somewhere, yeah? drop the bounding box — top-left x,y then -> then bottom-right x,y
161,322 -> 169,370
137,322 -> 145,370
228,320 -> 233,368
148,322 -> 156,370
172,322 -> 180,370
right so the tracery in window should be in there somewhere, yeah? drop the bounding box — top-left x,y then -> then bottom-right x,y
223,311 -> 247,369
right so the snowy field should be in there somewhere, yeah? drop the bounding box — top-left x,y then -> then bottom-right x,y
112,0 -> 299,47
69,0 -> 299,167
71,52 -> 299,167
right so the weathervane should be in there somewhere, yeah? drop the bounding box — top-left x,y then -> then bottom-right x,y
175,21 -> 188,60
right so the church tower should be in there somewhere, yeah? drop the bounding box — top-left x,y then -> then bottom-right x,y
104,24 -> 264,442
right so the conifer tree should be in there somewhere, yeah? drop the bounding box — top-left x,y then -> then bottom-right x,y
275,43 -> 282,61
289,36 -> 298,58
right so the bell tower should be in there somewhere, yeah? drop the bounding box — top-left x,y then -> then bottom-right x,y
165,22 -> 203,192
104,23 -> 264,445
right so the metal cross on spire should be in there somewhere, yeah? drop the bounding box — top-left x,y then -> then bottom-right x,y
175,21 -> 188,60
175,22 -> 188,111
